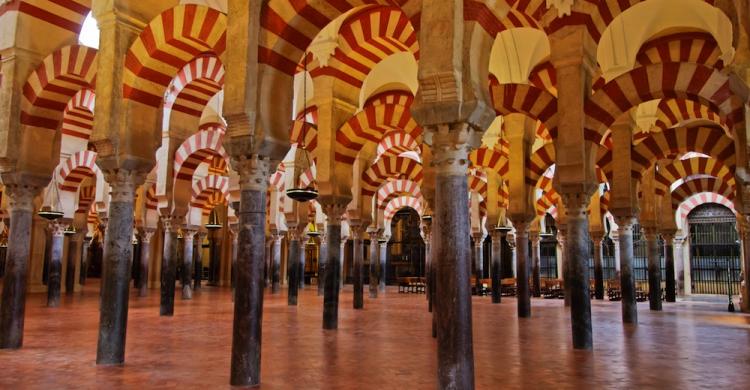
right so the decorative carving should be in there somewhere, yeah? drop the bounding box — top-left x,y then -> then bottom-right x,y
430,123 -> 481,176
419,71 -> 460,103
139,228 -> 156,244
232,155 -> 270,191
103,169 -> 146,203
49,220 -> 69,237
4,183 -> 41,212
546,0 -> 575,17
560,191 -> 591,218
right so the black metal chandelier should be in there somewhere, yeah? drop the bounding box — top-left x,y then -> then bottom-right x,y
38,181 -> 64,221
286,50 -> 318,203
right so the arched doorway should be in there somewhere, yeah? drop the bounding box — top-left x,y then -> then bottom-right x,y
540,213 -> 558,280
386,207 -> 425,283
687,204 -> 741,295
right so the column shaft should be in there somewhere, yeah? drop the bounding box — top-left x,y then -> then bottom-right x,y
193,234 -> 204,291
181,233 -> 195,300
379,241 -> 387,291
593,238 -> 604,300
490,231 -> 503,303
65,234 -> 80,295
271,236 -> 282,293
317,234 -> 327,296
616,219 -> 638,323
287,234 -> 300,306
352,233 -> 364,309
299,242 -> 306,289
531,234 -> 541,298
160,225 -> 179,316
644,229 -> 662,311
473,237 -> 483,296
369,233 -> 379,298
565,198 -> 593,349
80,238 -> 91,285
323,224 -> 342,329
47,223 -> 66,307
664,240 -> 676,303
515,224 -> 530,317
138,236 -> 152,297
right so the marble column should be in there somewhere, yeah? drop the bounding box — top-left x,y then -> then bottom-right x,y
193,231 -> 206,291
181,228 -> 196,300
368,230 -> 379,298
321,201 -> 347,330
299,236 -> 306,290
490,229 -> 506,304
592,233 -> 605,300
230,225 -> 239,293
615,216 -> 638,323
422,220 -> 432,309
530,232 -> 541,298
472,233 -> 484,296
96,170 -> 145,364
339,238 -> 346,290
287,228 -> 301,306
431,131 -> 475,389
0,183 -> 40,349
271,233 -> 282,293
138,229 -> 155,297
612,232 -> 621,272
562,193 -> 593,349
643,227 -> 662,311
514,221 -> 531,318
264,237 -> 272,287
379,237 -> 388,292
66,230 -> 83,295
160,217 -> 181,316
352,226 -> 364,309
317,228 -> 328,296
46,221 -> 68,307
80,236 -> 92,285
558,229 -> 570,307
674,236 -> 686,297
229,156 -> 269,387
208,230 -> 220,286
662,232 -> 676,303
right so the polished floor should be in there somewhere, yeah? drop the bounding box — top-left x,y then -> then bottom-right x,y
1,282 -> 749,389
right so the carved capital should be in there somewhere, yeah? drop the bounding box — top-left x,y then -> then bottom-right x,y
3,183 -> 41,212
560,191 -> 591,218
181,227 -> 198,242
49,220 -> 69,237
318,195 -> 349,222
139,228 -> 156,244
161,216 -> 184,233
429,123 -> 480,176
103,169 -> 147,203
232,155 -> 270,191
642,226 -> 660,241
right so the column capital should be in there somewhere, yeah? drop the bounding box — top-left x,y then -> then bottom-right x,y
161,216 -> 184,233
181,227 -> 198,241
613,214 -> 636,230
529,231 -> 541,244
139,228 -> 156,244
589,230 -> 605,244
2,182 -> 42,212
231,155 -> 270,191
642,225 -> 660,241
102,169 -> 147,203
673,235 -> 687,246
49,220 -> 69,237
428,122 -> 482,176
560,191 -> 593,217
318,195 -> 349,222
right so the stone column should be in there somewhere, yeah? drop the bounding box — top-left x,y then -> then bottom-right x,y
46,220 -> 68,307
740,217 -> 750,312
368,230 -> 380,298
557,228 -> 570,307
379,236 -> 388,291
423,219 -> 432,308
181,228 -> 197,300
229,156 -> 270,387
208,229 -> 219,286
351,225 -> 365,309
661,232 -> 676,303
264,237 -> 272,287
643,227 -> 662,311
562,192 -> 593,349
287,227 -> 302,306
160,217 -> 181,316
138,229 -> 155,297
321,201 -> 347,330
193,231 -> 206,291
674,236 -> 686,297
271,233 -> 282,293
66,230 -> 83,295
230,224 -> 239,293
530,232 -> 541,298
339,237 -> 347,290
490,229 -> 506,304
299,236 -> 306,290
615,216 -> 638,323
612,232 -> 621,272
0,183 -> 41,349
317,226 -> 328,296
431,127 -> 476,389
80,236 -> 92,285
95,170 -> 145,364
514,221 -> 531,317
472,233 -> 484,296
592,232 -> 605,300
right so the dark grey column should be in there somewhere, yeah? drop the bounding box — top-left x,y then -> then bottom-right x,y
368,230 -> 379,298
644,227 -> 662,311
66,230 -> 82,295
160,217 -> 180,316
615,216 -> 637,323
740,221 -> 750,312
138,229 -> 155,297
321,200 -> 346,330
490,229 -> 505,304
558,228 -> 570,307
352,227 -> 364,309
472,233 -> 484,296
47,221 -> 68,307
317,229 -> 327,296
663,232 -> 676,303
379,238 -> 388,292
229,158 -> 269,387
563,193 -> 593,350
0,183 -> 40,349
299,236 -> 306,290
287,228 -> 301,306
271,233 -> 282,293
264,237 -> 272,287
592,233 -> 604,300
181,229 -> 196,300
193,231 -> 205,291
531,232 -> 541,298
339,238 -> 346,290
96,170 -> 144,364
514,221 -> 531,317
79,236 -> 91,285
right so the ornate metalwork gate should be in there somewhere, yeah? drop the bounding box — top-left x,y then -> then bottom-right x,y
688,204 -> 741,295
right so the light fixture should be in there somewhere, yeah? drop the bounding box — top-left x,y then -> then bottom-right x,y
494,225 -> 512,233
63,225 -> 76,236
421,215 -> 432,222
38,181 -> 64,221
205,208 -> 222,230
286,50 -> 318,203
131,231 -> 139,245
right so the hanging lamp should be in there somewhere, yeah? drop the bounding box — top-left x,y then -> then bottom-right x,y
205,208 -> 222,230
63,225 -> 76,236
38,179 -> 64,220
286,50 -> 318,202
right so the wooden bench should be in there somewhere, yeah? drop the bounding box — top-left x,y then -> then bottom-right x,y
398,277 -> 426,294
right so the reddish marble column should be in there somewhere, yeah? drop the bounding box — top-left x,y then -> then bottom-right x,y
615,216 -> 638,324
490,228 -> 507,304
317,229 -> 328,296
473,233 -> 484,296
368,230 -> 379,298
378,237 -> 388,292
47,221 -> 68,308
65,230 -> 82,296
562,193 -> 593,350
662,233 -> 676,303
0,183 -> 40,349
531,232 -> 541,298
592,233 -> 605,300
138,229 -> 155,297
193,231 -> 205,291
514,222 -> 531,318
643,227 -> 662,311
96,170 -> 145,365
160,217 -> 181,316
352,226 -> 364,309
287,228 -> 301,306
181,229 -> 197,300
321,200 -> 347,330
270,233 -> 282,293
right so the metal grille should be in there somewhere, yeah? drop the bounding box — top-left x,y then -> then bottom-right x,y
688,206 -> 741,295
540,239 -> 558,279
601,237 -> 617,281
632,224 -> 665,293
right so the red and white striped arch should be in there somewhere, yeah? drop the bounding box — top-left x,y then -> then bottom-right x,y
21,45 -> 97,130
585,62 -> 743,145
61,89 -> 95,140
655,156 -> 734,196
336,97 -> 421,164
383,195 -> 423,225
289,120 -> 318,152
173,130 -> 229,181
144,183 -> 158,211
468,171 -> 488,201
489,79 -> 559,138
528,62 -> 557,97
190,175 -> 230,209
77,185 -> 95,213
470,143 -> 509,176
0,0 -> 90,34
632,98 -> 728,145
124,4 -> 226,107
631,126 -> 735,179
165,55 -> 225,117
676,192 -> 736,229
361,156 -> 423,196
58,150 -> 100,192
376,131 -> 420,159
527,142 -> 555,186
671,177 -> 734,210
464,0 -> 544,37
376,179 -> 421,210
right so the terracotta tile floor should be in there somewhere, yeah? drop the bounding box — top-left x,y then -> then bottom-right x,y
1,282 -> 750,389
